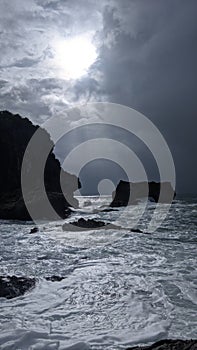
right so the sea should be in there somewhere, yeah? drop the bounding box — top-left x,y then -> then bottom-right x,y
0,196 -> 196,350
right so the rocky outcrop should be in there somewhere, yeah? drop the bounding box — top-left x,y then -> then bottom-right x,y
45,276 -> 65,282
126,339 -> 197,350
29,227 -> 39,234
110,180 -> 176,207
62,218 -> 147,233
0,111 -> 80,220
0,275 -> 66,299
0,276 -> 36,299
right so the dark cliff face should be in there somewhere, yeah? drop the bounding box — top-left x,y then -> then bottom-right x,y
110,180 -> 176,207
0,110 -> 80,220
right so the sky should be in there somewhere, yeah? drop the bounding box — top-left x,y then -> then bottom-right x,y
0,0 -> 196,194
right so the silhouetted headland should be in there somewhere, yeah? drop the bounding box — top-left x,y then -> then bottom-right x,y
0,111 -> 80,221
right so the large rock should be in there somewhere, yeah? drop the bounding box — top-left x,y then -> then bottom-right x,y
110,180 -> 176,207
0,276 -> 36,299
0,111 -> 80,220
62,218 -> 146,233
0,275 -> 66,299
126,339 -> 197,350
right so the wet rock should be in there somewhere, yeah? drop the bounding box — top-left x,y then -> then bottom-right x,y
126,339 -> 197,350
0,276 -> 36,299
130,228 -> 144,233
0,275 -> 68,299
83,200 -> 92,207
29,227 -> 39,234
45,276 -> 65,282
100,208 -> 119,213
62,218 -> 146,234
62,218 -> 106,231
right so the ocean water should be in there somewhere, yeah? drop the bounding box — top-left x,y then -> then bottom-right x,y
0,196 -> 196,350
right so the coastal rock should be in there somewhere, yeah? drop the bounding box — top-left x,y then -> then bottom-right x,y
45,276 -> 65,282
29,227 -> 39,234
126,339 -> 197,350
0,111 -> 80,220
62,218 -> 107,231
0,191 -> 74,221
62,218 -> 145,233
98,207 -> 119,213
0,275 -> 67,299
110,180 -> 176,207
0,276 -> 36,299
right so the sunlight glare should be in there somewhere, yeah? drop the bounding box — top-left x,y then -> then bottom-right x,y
53,35 -> 97,80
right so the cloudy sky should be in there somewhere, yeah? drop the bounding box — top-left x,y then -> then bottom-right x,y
0,0 -> 196,194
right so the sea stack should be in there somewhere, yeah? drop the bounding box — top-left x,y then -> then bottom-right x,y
110,180 -> 176,207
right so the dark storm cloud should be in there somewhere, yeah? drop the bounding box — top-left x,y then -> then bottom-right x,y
94,0 -> 197,193
98,1 -> 197,109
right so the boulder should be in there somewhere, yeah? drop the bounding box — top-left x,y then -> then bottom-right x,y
0,275 -> 66,299
29,227 -> 39,234
45,276 -> 65,282
0,276 -> 36,299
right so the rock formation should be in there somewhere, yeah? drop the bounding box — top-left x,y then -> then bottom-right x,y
29,227 -> 39,234
0,276 -> 36,299
0,110 -> 80,220
110,180 -> 176,207
126,339 -> 197,350
0,275 -> 66,299
62,218 -> 147,233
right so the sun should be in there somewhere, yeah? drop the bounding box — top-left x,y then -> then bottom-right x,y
53,35 -> 97,80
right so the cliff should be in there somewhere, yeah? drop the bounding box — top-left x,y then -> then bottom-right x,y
0,111 -> 80,220
110,180 -> 176,207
